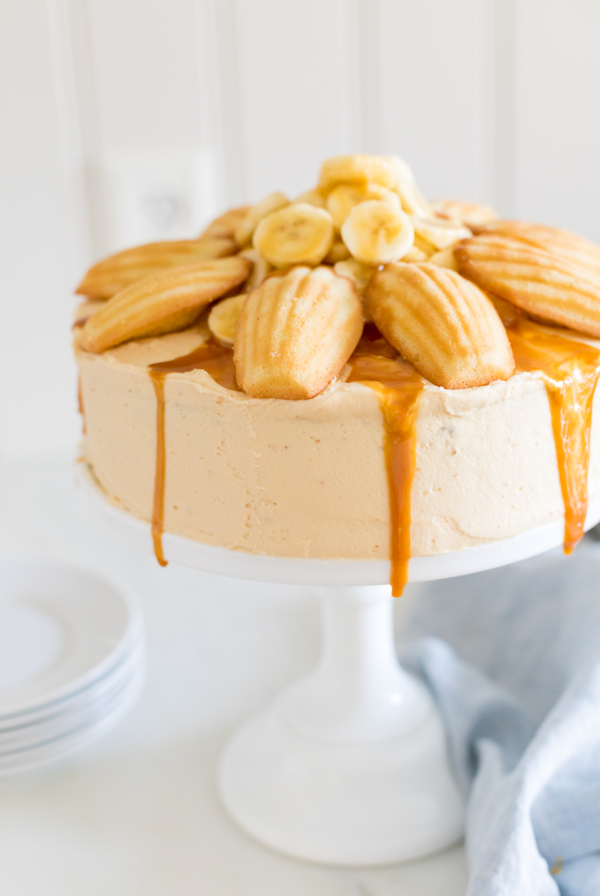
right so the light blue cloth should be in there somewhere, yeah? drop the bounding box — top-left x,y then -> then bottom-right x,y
399,546 -> 600,896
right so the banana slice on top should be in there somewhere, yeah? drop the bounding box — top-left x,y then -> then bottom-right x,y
238,248 -> 273,290
318,155 -> 400,193
235,191 -> 290,247
384,155 -> 433,217
341,199 -> 414,266
295,188 -> 327,208
334,258 -> 376,320
208,294 -> 247,346
411,216 -> 472,250
333,259 -> 376,296
253,203 -> 334,268
326,183 -> 400,230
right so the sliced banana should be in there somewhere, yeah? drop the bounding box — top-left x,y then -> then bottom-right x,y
384,155 -> 433,217
427,245 -> 460,271
208,294 -> 247,346
295,188 -> 327,208
413,233 -> 437,257
326,183 -> 399,230
323,238 -> 351,264
253,203 -> 334,268
333,259 -> 376,296
235,192 -> 289,247
318,155 -> 399,193
341,200 -> 414,266
334,259 -> 377,322
238,248 -> 273,290
411,216 -> 472,250
401,245 -> 429,263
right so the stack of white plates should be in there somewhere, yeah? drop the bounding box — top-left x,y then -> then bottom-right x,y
0,560 -> 145,774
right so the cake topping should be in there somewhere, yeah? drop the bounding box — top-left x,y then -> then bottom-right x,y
410,215 -> 471,251
431,198 -> 497,227
340,198 -> 414,266
318,154 -> 401,193
234,265 -> 363,400
234,191 -> 290,248
75,238 -> 237,301
198,204 -> 251,242
208,294 -> 247,347
252,203 -> 335,268
470,219 -> 600,273
80,256 -> 251,353
456,234 -> 600,337
507,319 -> 600,552
348,329 -> 424,596
326,182 -> 400,230
367,262 -> 515,389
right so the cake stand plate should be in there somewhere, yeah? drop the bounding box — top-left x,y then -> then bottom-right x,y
79,466 -> 600,866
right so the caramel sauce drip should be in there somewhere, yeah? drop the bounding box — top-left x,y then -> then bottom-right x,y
507,318 -> 600,552
148,338 -> 240,567
149,373 -> 168,567
348,326 -> 424,596
77,375 -> 86,435
143,318 -> 600,587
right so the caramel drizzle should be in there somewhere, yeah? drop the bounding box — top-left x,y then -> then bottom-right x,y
77,375 -> 86,435
148,339 -> 240,567
144,320 -> 600,588
507,318 -> 600,552
348,327 -> 424,596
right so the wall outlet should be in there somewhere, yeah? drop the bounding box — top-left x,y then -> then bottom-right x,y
88,148 -> 221,256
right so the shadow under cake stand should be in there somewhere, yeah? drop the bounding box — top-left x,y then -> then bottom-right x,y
80,465 -> 600,867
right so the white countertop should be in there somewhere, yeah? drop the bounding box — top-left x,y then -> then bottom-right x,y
0,455 -> 468,895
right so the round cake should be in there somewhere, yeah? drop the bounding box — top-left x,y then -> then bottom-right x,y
73,154 -> 600,594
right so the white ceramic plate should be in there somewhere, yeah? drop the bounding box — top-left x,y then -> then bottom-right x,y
0,636 -> 144,729
0,670 -> 145,774
0,649 -> 146,751
0,560 -> 142,716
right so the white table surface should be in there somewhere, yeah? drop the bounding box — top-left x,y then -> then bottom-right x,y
0,454 -> 468,896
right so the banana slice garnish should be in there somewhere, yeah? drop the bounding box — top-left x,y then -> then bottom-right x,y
326,183 -> 399,230
428,245 -> 460,271
238,248 -> 273,290
411,216 -> 472,250
235,192 -> 289,248
334,258 -> 377,321
324,239 -> 351,264
295,188 -> 327,208
384,155 -> 433,217
333,259 -> 376,296
341,199 -> 414,266
253,203 -> 334,268
318,155 -> 400,193
208,294 -> 247,347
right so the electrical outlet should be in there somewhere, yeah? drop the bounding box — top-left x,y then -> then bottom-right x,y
88,149 -> 221,256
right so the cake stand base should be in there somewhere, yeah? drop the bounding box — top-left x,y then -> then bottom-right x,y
80,465 -> 600,867
219,585 -> 464,866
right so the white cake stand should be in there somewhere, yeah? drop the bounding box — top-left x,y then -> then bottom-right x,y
80,465 -> 600,866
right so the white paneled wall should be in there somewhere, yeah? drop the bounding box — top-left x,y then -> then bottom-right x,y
2,0 -> 600,457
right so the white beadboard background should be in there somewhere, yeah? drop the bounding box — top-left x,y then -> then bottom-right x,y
2,0 -> 600,457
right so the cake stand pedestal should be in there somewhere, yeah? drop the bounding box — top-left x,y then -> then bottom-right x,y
80,466 -> 600,866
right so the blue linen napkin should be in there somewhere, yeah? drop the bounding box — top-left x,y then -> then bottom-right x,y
398,547 -> 600,896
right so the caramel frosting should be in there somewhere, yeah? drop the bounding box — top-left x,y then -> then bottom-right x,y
74,318 -> 600,586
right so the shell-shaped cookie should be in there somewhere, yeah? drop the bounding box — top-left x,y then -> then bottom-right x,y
76,238 -> 236,300
366,262 -> 515,389
234,266 -> 364,400
456,234 -> 600,337
80,256 -> 251,353
470,220 -> 600,274
199,205 -> 251,242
